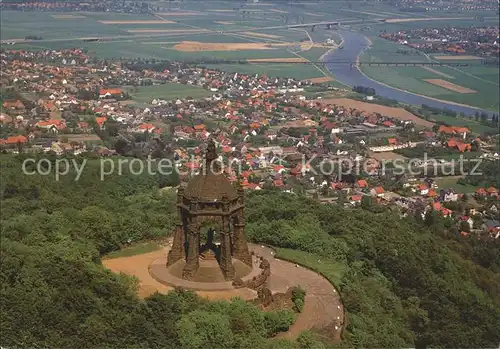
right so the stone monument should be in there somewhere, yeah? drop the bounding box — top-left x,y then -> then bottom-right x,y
167,138 -> 253,281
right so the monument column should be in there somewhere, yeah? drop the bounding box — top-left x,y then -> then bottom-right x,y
182,221 -> 200,280
232,209 -> 252,267
219,217 -> 235,280
167,187 -> 186,266
232,188 -> 252,267
167,223 -> 185,266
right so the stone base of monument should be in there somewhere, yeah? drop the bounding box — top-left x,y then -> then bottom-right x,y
149,255 -> 261,291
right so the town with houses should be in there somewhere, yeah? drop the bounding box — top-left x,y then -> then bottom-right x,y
380,25 -> 500,58
1,48 -> 499,240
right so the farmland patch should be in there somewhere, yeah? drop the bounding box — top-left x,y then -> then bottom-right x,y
434,55 -> 483,60
99,20 -> 176,24
424,79 -> 477,94
421,66 -> 455,79
321,98 -> 434,128
173,41 -> 296,52
385,17 -> 473,23
248,58 -> 308,63
241,31 -> 283,39
303,76 -> 334,84
51,14 -> 86,19
127,29 -> 208,33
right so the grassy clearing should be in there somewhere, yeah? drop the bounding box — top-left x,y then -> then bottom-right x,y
434,177 -> 479,193
275,248 -> 346,286
129,83 -> 212,103
103,242 -> 161,259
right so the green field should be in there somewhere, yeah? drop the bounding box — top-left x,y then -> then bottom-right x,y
434,177 -> 479,193
276,248 -> 347,286
128,83 -> 213,103
360,37 -> 500,111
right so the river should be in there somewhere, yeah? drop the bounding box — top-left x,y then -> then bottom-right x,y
323,30 -> 496,116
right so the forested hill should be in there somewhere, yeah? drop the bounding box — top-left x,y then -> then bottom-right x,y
1,154 -> 500,348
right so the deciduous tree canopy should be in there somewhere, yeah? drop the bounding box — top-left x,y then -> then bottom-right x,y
1,154 -> 499,348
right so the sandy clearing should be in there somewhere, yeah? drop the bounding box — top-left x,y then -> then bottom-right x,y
321,98 -> 434,128
155,12 -> 202,16
424,79 -> 477,93
103,243 -> 344,341
434,55 -> 483,60
304,12 -> 324,17
421,66 -> 455,79
99,20 -> 176,24
385,17 -> 471,23
102,249 -> 255,300
173,41 -> 294,51
248,57 -> 309,63
241,31 -> 283,39
128,29 -> 208,33
270,9 -> 288,13
304,76 -> 334,83
52,14 -> 86,19
214,21 -> 235,25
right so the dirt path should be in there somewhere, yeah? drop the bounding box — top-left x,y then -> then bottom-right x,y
251,245 -> 344,341
103,243 -> 345,341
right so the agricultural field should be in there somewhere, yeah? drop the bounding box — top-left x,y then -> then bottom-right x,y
126,83 -> 213,104
434,177 -> 480,194
1,8 -> 336,81
360,37 -> 500,111
2,2 -> 496,106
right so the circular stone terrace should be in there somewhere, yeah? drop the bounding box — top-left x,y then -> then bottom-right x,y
103,241 -> 345,341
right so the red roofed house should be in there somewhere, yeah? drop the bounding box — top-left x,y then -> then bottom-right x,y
356,179 -> 368,188
3,135 -> 28,146
273,179 -> 284,187
371,186 -> 385,197
486,187 -> 498,196
96,117 -> 107,130
3,100 -> 25,110
438,125 -> 469,139
99,88 -> 122,99
427,189 -> 438,198
36,119 -> 66,133
475,188 -> 487,197
418,183 -> 429,195
350,195 -> 362,205
456,142 -> 471,153
135,123 -> 156,133
77,122 -> 89,132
